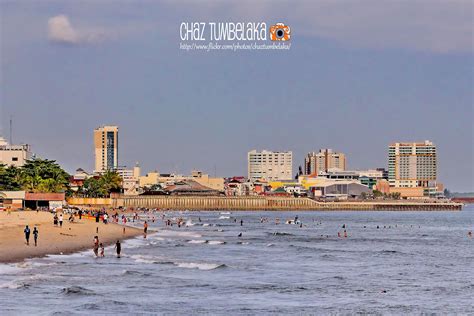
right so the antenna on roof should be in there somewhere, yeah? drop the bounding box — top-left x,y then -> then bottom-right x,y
9,115 -> 13,144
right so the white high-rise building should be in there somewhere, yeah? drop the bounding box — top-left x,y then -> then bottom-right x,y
94,125 -> 118,173
388,141 -> 437,188
248,150 -> 293,181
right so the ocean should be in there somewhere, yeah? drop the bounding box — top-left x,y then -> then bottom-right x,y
1,205 -> 473,315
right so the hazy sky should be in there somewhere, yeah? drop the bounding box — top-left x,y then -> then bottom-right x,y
1,1 -> 473,191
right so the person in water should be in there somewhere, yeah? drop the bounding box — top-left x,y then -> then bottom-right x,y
24,225 -> 31,245
93,236 -> 99,257
99,243 -> 105,257
33,226 -> 38,246
115,240 -> 121,258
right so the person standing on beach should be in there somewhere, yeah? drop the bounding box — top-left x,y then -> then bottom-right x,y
115,240 -> 121,258
24,225 -> 31,245
33,226 -> 38,246
59,214 -> 63,228
144,221 -> 148,237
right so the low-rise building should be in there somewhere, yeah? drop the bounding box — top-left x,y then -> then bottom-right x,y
116,164 -> 141,195
0,137 -> 32,167
69,168 -> 93,192
0,191 -> 26,210
140,170 -> 224,192
310,180 -> 371,199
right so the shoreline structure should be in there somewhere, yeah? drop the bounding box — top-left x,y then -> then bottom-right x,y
68,196 -> 463,211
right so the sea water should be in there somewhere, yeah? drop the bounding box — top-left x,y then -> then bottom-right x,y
1,205 -> 473,315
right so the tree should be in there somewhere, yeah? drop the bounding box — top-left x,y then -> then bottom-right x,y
390,192 -> 401,200
82,171 -> 122,197
83,177 -> 107,197
373,190 -> 384,198
0,164 -> 22,191
443,188 -> 451,198
100,170 -> 122,194
20,158 -> 70,193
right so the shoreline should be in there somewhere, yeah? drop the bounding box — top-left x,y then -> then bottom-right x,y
0,211 -> 143,264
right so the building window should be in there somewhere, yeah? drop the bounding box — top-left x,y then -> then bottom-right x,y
12,157 -> 18,161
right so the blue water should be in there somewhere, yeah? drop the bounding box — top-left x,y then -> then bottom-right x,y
1,206 -> 473,315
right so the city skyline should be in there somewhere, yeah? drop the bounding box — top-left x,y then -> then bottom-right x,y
1,1 -> 472,191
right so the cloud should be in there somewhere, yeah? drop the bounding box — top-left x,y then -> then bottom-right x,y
47,15 -> 106,45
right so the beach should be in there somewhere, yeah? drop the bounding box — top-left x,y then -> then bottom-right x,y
0,207 -> 472,314
0,211 -> 142,263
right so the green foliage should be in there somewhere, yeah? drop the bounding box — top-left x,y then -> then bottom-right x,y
373,190 -> 384,198
82,170 -> 122,197
0,159 -> 70,193
389,192 -> 401,200
0,164 -> 22,190
443,188 -> 451,198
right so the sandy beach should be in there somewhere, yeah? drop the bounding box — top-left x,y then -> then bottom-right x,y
0,211 -> 143,263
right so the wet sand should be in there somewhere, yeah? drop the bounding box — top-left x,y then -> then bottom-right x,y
0,211 -> 142,263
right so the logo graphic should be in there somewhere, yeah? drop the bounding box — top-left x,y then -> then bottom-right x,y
270,23 -> 291,41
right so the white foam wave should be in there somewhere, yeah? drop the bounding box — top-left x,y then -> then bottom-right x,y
157,231 -> 202,238
207,240 -> 225,245
176,262 -> 224,270
188,240 -> 207,244
218,216 -> 230,219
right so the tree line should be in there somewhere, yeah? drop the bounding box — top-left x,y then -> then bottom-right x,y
0,158 -> 122,197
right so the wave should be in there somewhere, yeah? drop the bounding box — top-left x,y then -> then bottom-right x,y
188,240 -> 207,244
219,216 -> 230,219
157,231 -> 202,239
0,280 -> 30,289
130,254 -> 174,265
270,232 -> 294,236
176,262 -> 226,270
62,286 -> 95,296
207,240 -> 225,245
122,270 -> 152,277
220,212 -> 231,215
130,254 -> 225,271
0,264 -> 24,274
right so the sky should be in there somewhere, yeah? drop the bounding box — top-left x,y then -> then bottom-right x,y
0,0 -> 473,191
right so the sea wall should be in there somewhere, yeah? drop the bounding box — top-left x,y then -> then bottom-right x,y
109,196 -> 462,211
66,197 -> 112,206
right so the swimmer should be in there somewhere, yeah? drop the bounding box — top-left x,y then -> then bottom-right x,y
115,240 -> 121,258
